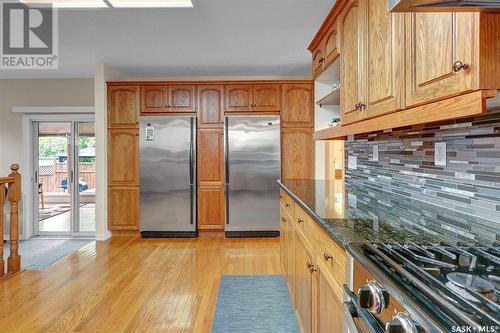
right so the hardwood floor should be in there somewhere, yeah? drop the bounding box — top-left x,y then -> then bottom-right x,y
0,233 -> 282,333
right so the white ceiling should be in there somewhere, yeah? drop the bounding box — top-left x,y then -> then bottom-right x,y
0,0 -> 335,79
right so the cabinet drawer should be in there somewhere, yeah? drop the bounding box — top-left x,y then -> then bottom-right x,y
279,190 -> 294,218
315,225 -> 346,289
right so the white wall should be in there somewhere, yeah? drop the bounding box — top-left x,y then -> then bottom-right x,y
94,64 -> 125,240
0,79 -> 94,238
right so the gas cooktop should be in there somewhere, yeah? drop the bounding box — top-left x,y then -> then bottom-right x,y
349,241 -> 500,332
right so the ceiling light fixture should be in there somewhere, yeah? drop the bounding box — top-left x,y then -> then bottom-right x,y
107,0 -> 194,8
19,0 -> 108,8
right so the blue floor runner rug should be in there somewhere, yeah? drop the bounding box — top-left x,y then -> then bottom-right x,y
212,275 -> 300,333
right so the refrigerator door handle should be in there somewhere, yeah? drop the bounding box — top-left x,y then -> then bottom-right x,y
190,117 -> 197,226
224,117 -> 229,224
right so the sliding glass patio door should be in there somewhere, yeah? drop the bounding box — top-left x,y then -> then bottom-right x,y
33,121 -> 96,236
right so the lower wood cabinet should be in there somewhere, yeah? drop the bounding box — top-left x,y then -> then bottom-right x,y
198,186 -> 225,230
280,189 -> 346,333
108,186 -> 139,230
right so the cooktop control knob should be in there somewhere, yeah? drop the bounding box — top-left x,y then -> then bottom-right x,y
358,281 -> 389,315
386,313 -> 424,333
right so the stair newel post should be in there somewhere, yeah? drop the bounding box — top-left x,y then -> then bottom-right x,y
0,183 -> 5,276
7,164 -> 21,273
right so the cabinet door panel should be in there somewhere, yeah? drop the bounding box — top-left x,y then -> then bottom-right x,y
198,85 -> 223,127
340,0 -> 365,125
142,85 -> 167,114
198,129 -> 224,185
108,186 -> 139,230
225,84 -> 253,112
108,129 -> 139,186
406,12 -> 476,107
294,234 -> 312,333
198,186 -> 225,230
316,269 -> 343,333
169,85 -> 196,112
364,0 -> 404,119
324,22 -> 339,66
253,84 -> 281,112
108,86 -> 139,127
281,129 -> 314,180
312,47 -> 325,78
281,84 -> 313,127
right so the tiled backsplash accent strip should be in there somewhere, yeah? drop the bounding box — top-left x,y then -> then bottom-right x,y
345,109 -> 500,242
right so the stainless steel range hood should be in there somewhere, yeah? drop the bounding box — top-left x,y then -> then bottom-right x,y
389,0 -> 500,12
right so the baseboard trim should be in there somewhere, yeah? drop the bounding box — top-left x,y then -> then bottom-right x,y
95,230 -> 112,241
140,231 -> 198,238
225,231 -> 280,238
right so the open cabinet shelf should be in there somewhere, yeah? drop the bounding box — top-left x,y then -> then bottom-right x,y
316,88 -> 340,107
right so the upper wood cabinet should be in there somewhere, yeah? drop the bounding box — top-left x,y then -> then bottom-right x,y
323,21 -> 339,67
281,128 -> 314,180
108,128 -> 139,186
142,85 -> 167,114
198,85 -> 224,127
225,84 -> 253,112
108,86 -> 139,128
363,0 -> 405,119
253,84 -> 281,112
170,84 -> 196,112
281,83 -> 314,127
225,83 -> 280,112
197,128 -> 224,186
340,0 -> 364,125
312,47 -> 325,78
406,12 -> 479,108
142,84 -> 196,113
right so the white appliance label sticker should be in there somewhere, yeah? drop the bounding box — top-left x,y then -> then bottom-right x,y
146,125 -> 155,142
348,155 -> 357,170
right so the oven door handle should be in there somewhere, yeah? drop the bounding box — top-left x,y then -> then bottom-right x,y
343,284 -> 384,333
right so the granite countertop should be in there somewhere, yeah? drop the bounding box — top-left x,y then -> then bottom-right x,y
277,179 -> 497,248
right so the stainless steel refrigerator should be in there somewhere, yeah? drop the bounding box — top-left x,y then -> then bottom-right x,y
224,115 -> 281,237
139,116 -> 197,237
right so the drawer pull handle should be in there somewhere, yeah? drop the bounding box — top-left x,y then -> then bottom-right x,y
324,253 -> 333,261
285,203 -> 290,208
297,218 -> 304,224
281,217 -> 286,223
307,262 -> 317,273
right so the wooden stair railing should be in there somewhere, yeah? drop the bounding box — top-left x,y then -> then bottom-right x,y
0,164 -> 22,277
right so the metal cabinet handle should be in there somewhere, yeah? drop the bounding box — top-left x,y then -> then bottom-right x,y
281,217 -> 286,223
354,102 -> 360,110
359,103 -> 366,111
297,218 -> 304,224
319,57 -> 325,64
453,60 -> 469,72
324,252 -> 333,261
285,203 -> 290,208
307,262 -> 317,273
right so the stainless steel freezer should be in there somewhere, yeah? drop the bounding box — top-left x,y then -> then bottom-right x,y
139,116 -> 197,237
224,116 -> 281,235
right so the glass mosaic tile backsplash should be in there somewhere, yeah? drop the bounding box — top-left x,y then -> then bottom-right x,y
344,109 -> 500,243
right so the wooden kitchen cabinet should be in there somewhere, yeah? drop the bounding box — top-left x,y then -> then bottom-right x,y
312,47 -> 325,78
294,231 -> 313,333
314,266 -> 344,333
142,84 -> 195,113
281,128 -> 314,180
108,85 -> 140,128
339,0 -> 364,125
198,85 -> 224,127
323,20 -> 339,67
198,186 -> 225,230
108,128 -> 139,186
197,128 -> 224,186
363,0 -> 405,119
169,84 -> 196,112
225,83 -> 280,112
225,84 -> 253,112
281,83 -> 314,127
108,186 -> 139,230
142,85 -> 167,114
252,84 -> 281,112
